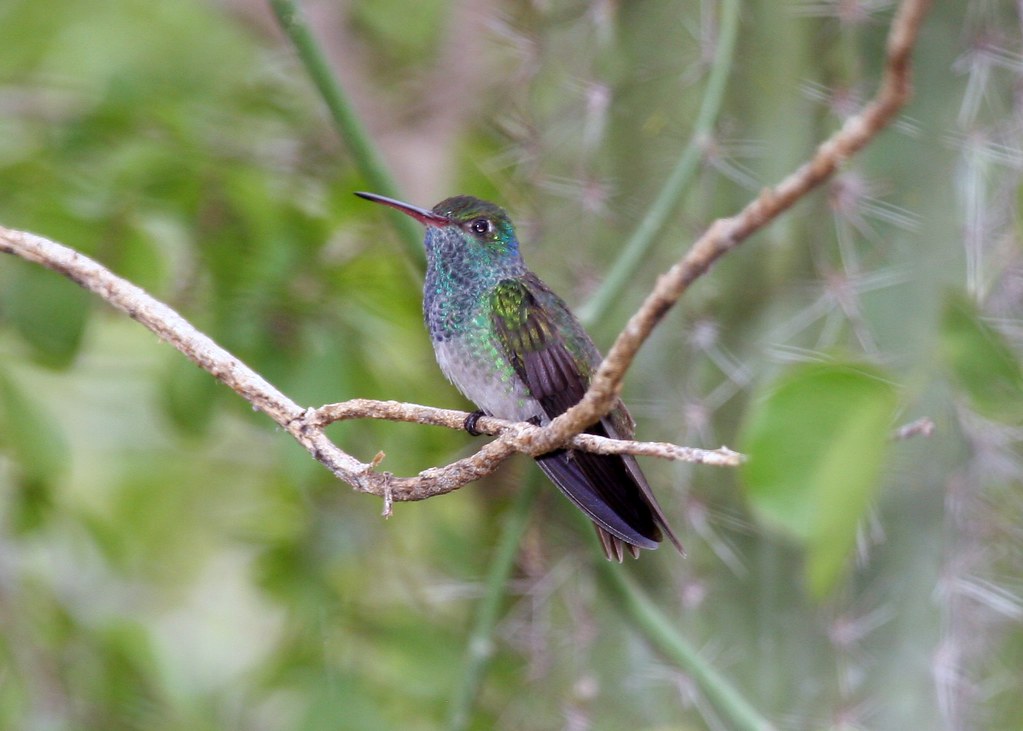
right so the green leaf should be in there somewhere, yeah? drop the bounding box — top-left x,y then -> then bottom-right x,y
0,367 -> 69,531
1,262 -> 91,369
0,368 -> 68,485
939,291 -> 1023,424
160,354 -> 222,437
739,362 -> 897,597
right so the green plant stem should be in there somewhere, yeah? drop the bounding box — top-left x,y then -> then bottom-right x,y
579,0 -> 740,326
598,563 -> 774,731
446,476 -> 541,731
267,0 -> 425,271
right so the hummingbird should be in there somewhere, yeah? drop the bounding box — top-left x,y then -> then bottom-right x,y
356,192 -> 683,561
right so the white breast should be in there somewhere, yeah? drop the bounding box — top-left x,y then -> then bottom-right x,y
433,335 -> 546,423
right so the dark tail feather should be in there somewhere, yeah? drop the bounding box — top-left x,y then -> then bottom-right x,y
535,448 -> 664,562
594,525 -> 643,562
600,414 -> 686,558
619,452 -> 686,558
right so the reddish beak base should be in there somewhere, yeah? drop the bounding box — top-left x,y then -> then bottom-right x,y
355,192 -> 450,227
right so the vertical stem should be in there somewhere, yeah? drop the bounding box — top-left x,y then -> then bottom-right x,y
579,0 -> 740,326
266,0 -> 425,271
446,477 -> 541,731
598,563 -> 775,731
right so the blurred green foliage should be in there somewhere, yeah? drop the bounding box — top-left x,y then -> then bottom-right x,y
940,292 -> 1023,425
739,362 -> 897,596
1,1 -> 1021,730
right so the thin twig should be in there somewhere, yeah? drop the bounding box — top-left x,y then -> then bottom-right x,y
529,0 -> 932,457
312,400 -> 743,467
0,0 -> 929,508
0,226 -> 735,502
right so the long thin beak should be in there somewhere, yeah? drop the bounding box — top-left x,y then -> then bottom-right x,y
355,192 -> 450,227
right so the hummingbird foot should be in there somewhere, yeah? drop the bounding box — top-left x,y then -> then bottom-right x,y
463,410 -> 487,436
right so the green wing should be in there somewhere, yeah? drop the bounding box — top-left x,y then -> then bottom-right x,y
489,274 -> 594,418
488,274 -> 684,559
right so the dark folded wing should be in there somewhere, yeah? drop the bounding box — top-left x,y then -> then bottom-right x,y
488,274 -> 589,416
489,275 -> 677,552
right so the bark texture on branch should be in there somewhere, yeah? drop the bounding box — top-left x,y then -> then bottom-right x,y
0,0 -> 930,503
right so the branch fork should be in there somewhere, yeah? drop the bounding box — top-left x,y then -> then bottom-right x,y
0,0 -> 929,509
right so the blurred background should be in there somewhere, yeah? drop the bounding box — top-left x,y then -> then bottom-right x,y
0,0 -> 1021,729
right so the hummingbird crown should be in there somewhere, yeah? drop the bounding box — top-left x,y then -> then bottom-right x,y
421,196 -> 525,341
429,196 -> 519,256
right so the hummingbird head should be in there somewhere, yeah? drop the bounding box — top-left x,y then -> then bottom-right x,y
355,192 -> 522,268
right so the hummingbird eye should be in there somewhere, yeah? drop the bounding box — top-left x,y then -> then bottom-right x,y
469,218 -> 492,236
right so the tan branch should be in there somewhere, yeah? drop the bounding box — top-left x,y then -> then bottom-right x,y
312,400 -> 743,466
0,227 -> 375,491
0,0 -> 928,505
530,0 -> 932,455
0,228 -> 737,503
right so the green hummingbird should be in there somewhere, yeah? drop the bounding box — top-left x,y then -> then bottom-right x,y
356,192 -> 683,561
